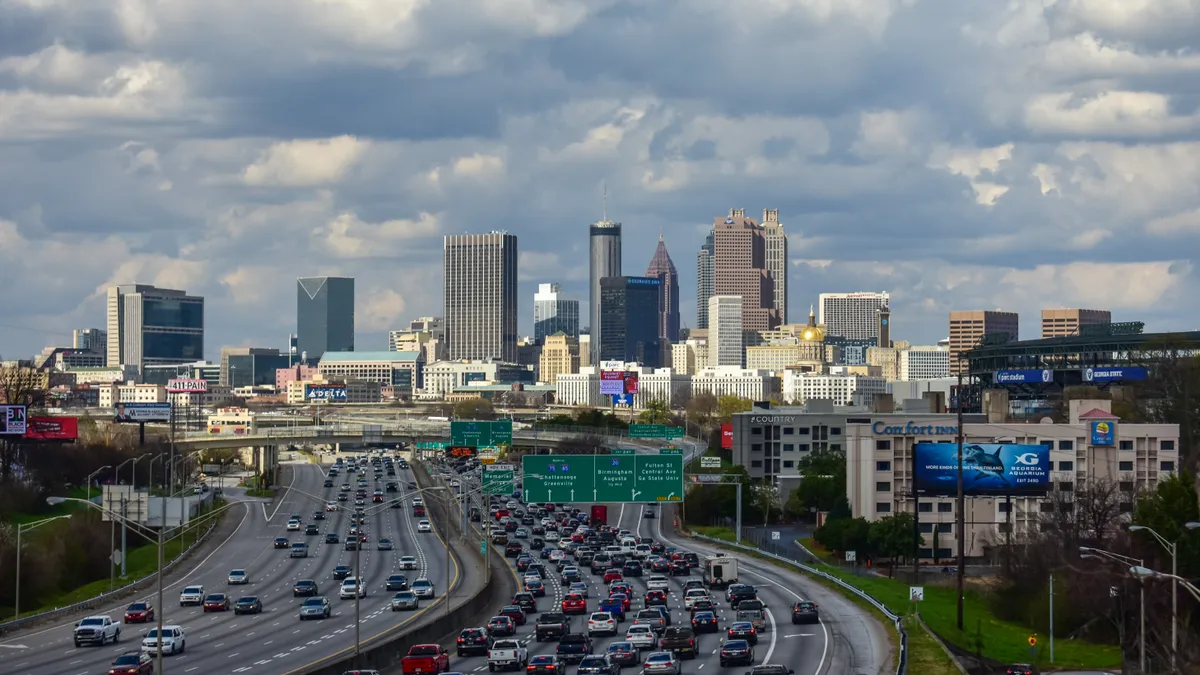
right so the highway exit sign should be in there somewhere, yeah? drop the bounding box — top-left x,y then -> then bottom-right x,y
629,424 -> 684,440
522,454 -> 684,504
483,464 -> 515,496
451,420 -> 513,447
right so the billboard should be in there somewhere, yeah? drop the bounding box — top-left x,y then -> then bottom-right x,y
914,442 -> 1050,496
600,371 -> 624,395
167,378 -> 208,393
612,393 -> 634,406
623,372 -> 639,394
0,405 -> 28,435
721,423 -> 733,449
1083,367 -> 1148,383
305,385 -> 348,402
24,416 -> 79,441
995,369 -> 1053,384
1091,420 -> 1116,446
113,402 -> 171,423
208,424 -> 251,435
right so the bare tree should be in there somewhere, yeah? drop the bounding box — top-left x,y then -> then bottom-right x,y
0,361 -> 48,483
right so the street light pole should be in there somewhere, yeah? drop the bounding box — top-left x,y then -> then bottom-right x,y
1081,546 -> 1145,673
1128,525 -> 1178,669
86,465 -> 111,504
14,515 -> 72,619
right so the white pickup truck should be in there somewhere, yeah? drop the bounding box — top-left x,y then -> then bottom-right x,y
487,638 -> 529,672
73,615 -> 120,647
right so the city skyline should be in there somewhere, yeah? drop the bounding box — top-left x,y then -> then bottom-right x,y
1,4 -> 1197,358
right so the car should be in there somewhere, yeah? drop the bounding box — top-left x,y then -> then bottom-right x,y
299,596 -> 332,620
625,623 -> 657,650
641,651 -> 681,675
233,596 -> 263,614
74,615 -> 120,647
412,578 -> 435,599
273,537 -> 290,549
577,654 -> 620,675
561,593 -> 587,614
326,532 -> 340,544
294,579 -> 319,597
290,542 -> 309,558
140,625 -> 186,655
499,604 -> 528,626
333,564 -> 353,580
340,577 -> 367,599
378,538 -> 395,551
691,611 -> 718,633
727,621 -> 759,645
337,493 -> 349,501
123,602 -> 154,623
745,667 -> 794,675
513,591 -> 538,614
417,520 -> 433,533
286,519 -> 301,531
603,569 -> 624,583
525,579 -> 547,597
609,592 -> 631,612
527,654 -> 561,675
305,523 -> 319,535
643,508 -> 656,519
457,628 -> 492,657
399,555 -> 419,570
644,590 -> 668,607
791,601 -> 819,624
569,581 -> 590,598
108,650 -> 153,675
622,561 -> 643,577
227,569 -> 249,585
719,639 -> 755,666
323,479 -> 334,488
689,599 -> 716,616
488,615 -> 517,637
1004,665 -> 1040,675
385,574 -> 410,591
669,560 -> 688,575
644,574 -> 670,591
391,591 -> 420,611
587,611 -> 617,637
606,641 -> 640,667
202,593 -> 231,612
345,539 -> 359,551
179,585 -> 204,606
683,589 -> 709,609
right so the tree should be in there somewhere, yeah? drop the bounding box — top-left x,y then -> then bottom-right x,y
750,482 -> 781,525
868,513 -> 918,577
1132,472 -> 1200,577
716,396 -> 752,424
638,398 -> 671,424
784,449 -> 848,516
0,361 -> 48,483
452,398 -> 495,420
685,392 -> 718,428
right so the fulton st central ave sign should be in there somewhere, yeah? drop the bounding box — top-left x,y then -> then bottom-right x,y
873,421 -> 959,436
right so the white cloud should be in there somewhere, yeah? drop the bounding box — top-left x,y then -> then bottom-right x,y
452,153 -> 505,179
242,136 -> 369,187
359,288 -> 407,331
1024,91 -> 1200,137
316,211 -> 440,259
1146,209 -> 1200,236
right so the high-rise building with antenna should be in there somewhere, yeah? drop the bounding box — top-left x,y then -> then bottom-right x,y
588,187 -> 622,363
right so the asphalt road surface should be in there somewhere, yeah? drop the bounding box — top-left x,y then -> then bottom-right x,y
1,458 -> 460,675
435,498 -> 893,675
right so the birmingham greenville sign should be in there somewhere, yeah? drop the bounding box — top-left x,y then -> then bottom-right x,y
872,421 -> 958,436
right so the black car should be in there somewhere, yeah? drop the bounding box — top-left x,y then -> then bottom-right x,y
487,615 -> 517,637
729,584 -> 759,607
312,511 -> 326,521
669,560 -> 689,575
326,533 -> 340,544
555,633 -> 593,664
727,621 -> 758,645
527,655 -> 560,675
683,553 -> 700,568
505,542 -> 524,558
273,537 -> 289,549
577,654 -> 619,675
457,627 -> 491,656
305,524 -> 319,535
333,565 -> 352,580
719,639 -> 754,666
605,642 -> 639,668
345,540 -> 358,551
621,561 -> 643,577
386,575 -> 409,591
513,592 -> 538,614
234,596 -> 262,615
535,612 -> 571,642
691,611 -> 719,633
791,601 -> 819,624
293,579 -> 318,597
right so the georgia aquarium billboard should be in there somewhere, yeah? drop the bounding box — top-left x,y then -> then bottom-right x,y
914,442 -> 1050,496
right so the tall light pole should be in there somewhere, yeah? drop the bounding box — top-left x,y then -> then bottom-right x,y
85,465 -> 111,504
1128,525 -> 1178,669
111,458 -> 138,589
1081,546 -> 1145,673
14,515 -> 73,618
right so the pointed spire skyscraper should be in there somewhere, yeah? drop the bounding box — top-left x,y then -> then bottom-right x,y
645,234 -> 681,342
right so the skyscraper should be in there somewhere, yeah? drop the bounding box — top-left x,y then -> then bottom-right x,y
444,232 -> 518,362
948,309 -> 1019,375
644,235 -> 681,343
73,328 -> 107,354
599,276 -> 662,366
533,283 -> 580,342
696,230 -> 714,329
297,276 -> 355,362
589,216 -> 622,363
712,209 -> 780,332
818,291 -> 891,341
106,284 -> 205,371
1040,308 -> 1111,338
708,296 -> 744,367
761,209 -> 788,324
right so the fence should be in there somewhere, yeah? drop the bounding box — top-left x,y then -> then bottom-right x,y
0,518 -> 219,636
687,532 -> 909,675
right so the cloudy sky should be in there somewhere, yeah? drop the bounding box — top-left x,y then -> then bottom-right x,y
2,0 -> 1199,360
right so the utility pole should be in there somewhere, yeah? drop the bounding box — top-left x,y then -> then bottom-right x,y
955,370 -> 966,631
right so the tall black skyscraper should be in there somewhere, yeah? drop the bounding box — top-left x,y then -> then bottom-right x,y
644,235 -> 680,343
297,277 -> 355,362
599,276 -> 662,367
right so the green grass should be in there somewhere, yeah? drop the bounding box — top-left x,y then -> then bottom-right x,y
797,537 -> 841,565
244,488 -> 274,498
6,487 -> 93,525
691,526 -> 737,542
903,612 -> 963,675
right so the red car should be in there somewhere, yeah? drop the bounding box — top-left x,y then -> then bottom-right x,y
561,593 -> 587,614
603,570 -> 624,583
123,602 -> 154,623
108,651 -> 153,675
499,604 -> 528,626
202,593 -> 231,612
402,644 -> 450,675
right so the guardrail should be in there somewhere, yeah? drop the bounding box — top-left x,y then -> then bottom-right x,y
687,533 -> 908,675
0,518 -> 219,636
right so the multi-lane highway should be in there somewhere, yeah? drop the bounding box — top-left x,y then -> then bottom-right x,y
1,457 -> 461,675
424,461 -> 892,675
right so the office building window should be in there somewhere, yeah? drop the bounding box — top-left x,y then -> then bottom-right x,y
796,428 -> 810,435
935,523 -> 953,534
1161,461 -> 1175,472
831,427 -> 842,435
1118,461 -> 1134,472
783,460 -> 794,469
798,444 -> 810,452
876,460 -> 891,471
1040,502 -> 1054,512
998,502 -> 1010,513
1161,440 -> 1175,451
751,444 -> 762,452
751,460 -> 762,468
876,440 -> 891,450
783,427 -> 794,435
876,481 -> 891,492
1059,482 -> 1074,492
1120,481 -> 1134,493
875,502 -> 891,513
831,444 -> 841,452
1119,440 -> 1134,450
1058,461 -> 1074,471
918,503 -> 932,513
751,427 -> 762,435
918,523 -> 933,533
1058,440 -> 1074,450
937,503 -> 952,513
1040,440 -> 1054,449
783,444 -> 795,452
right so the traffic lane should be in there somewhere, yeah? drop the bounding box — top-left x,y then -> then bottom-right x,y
654,510 -> 893,675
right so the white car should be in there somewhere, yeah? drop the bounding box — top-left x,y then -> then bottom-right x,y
399,555 -> 418,570
646,575 -> 670,591
411,578 -> 435,599
339,577 -> 366,599
412,498 -> 424,506
544,531 -> 559,542
625,623 -> 656,650
523,573 -> 542,586
683,589 -> 710,609
227,569 -> 248,585
178,585 -> 204,606
417,520 -> 432,533
587,611 -> 617,637
286,519 -> 301,531
326,502 -> 337,511
141,625 -> 186,655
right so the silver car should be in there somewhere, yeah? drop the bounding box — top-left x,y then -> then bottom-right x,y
391,591 -> 419,611
411,578 -> 435,599
298,596 -> 331,620
227,569 -> 248,585
642,651 -> 681,675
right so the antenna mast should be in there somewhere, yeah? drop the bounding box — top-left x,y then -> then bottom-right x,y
603,182 -> 608,222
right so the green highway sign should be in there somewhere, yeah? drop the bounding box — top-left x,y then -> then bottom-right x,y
480,540 -> 487,556
629,424 -> 685,440
611,448 -> 636,455
416,442 -> 446,450
483,464 -> 515,496
659,448 -> 682,455
522,454 -> 685,504
451,420 -> 513,447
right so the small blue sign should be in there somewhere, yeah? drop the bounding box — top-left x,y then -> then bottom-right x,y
995,369 -> 1054,384
1091,420 -> 1115,446
612,393 -> 634,406
1083,367 -> 1148,383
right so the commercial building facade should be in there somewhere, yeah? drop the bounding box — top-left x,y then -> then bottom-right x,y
317,351 -> 423,395
712,209 -> 780,332
533,283 -> 580,342
1040,308 -> 1112,338
818,292 -> 889,341
73,328 -> 107,354
691,367 -> 780,401
949,309 -> 1019,375
296,276 -> 355,362
444,233 -> 519,362
599,276 -> 662,367
696,230 -> 715,329
899,346 -> 951,381
221,347 -> 291,388
782,370 -> 887,406
106,284 -> 205,371
421,360 -> 533,398
708,296 -> 743,367
761,209 -> 787,324
538,333 -> 580,385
